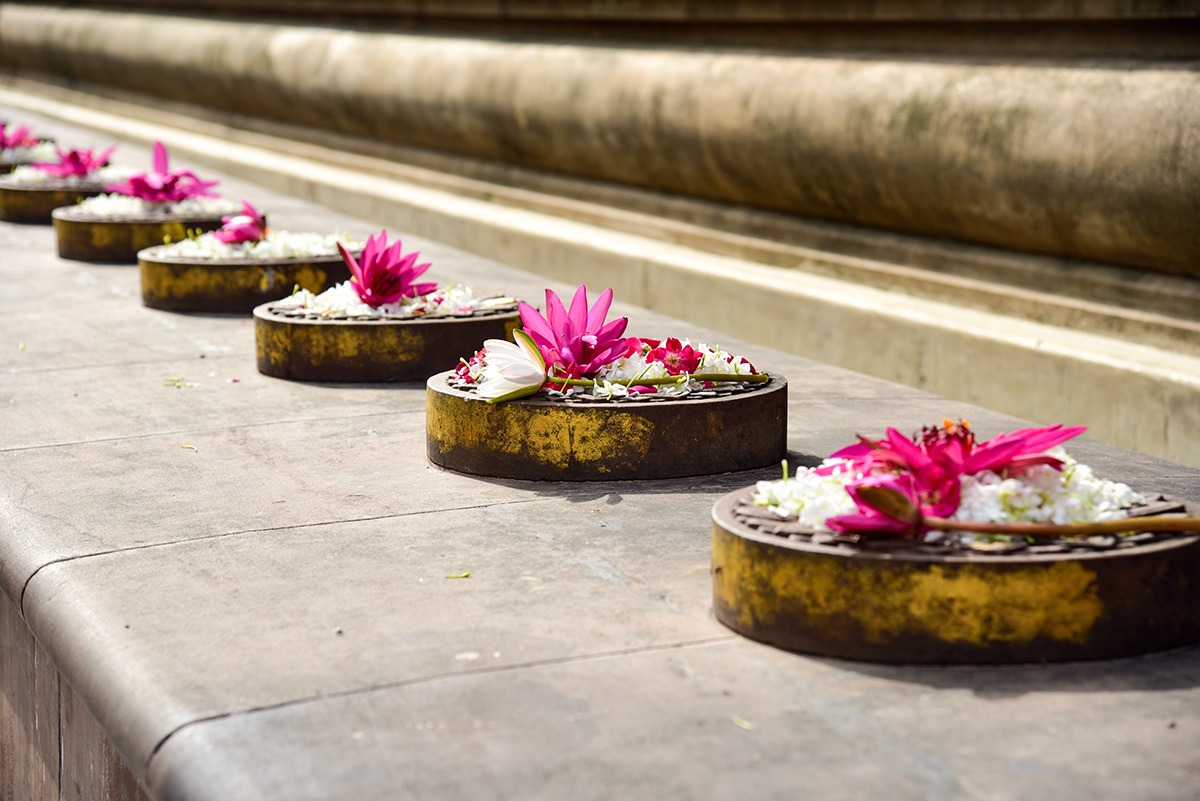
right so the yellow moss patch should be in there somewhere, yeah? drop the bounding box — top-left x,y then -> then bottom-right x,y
428,390 -> 654,471
713,527 -> 1103,647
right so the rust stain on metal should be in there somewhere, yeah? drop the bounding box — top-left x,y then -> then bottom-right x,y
711,490 -> 1200,664
255,306 -> 520,382
426,372 -> 787,481
0,184 -> 94,224
714,528 -> 1101,645
52,210 -> 223,263
140,249 -> 350,313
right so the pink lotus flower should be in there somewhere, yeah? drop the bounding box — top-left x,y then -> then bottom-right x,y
823,420 -> 1087,538
0,124 -> 38,150
646,337 -> 702,375
32,146 -> 115,178
518,285 -> 630,379
337,230 -> 436,308
104,141 -> 218,203
212,199 -> 268,244
828,420 -> 1085,481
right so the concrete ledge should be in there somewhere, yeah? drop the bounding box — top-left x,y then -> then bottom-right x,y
3,105 -> 1199,801
1,6 -> 1197,275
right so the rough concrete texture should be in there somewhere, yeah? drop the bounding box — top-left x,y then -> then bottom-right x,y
0,6 -> 1197,276
2,108 -> 1199,801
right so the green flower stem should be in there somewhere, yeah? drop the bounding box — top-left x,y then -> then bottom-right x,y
547,373 -> 770,388
922,515 -> 1200,539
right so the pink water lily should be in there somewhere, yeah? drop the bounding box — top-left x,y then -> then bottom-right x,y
824,420 -> 1087,538
212,199 -> 268,244
0,124 -> 38,150
827,420 -> 1085,481
32,146 -> 115,178
337,230 -> 436,308
518,285 -> 630,380
104,141 -> 219,203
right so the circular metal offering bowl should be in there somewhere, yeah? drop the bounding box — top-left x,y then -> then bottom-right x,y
0,181 -> 103,224
426,374 -> 787,481
254,304 -> 521,383
52,206 -> 224,263
140,247 -> 351,313
711,489 -> 1200,664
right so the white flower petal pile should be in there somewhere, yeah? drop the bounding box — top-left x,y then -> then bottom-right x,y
952,453 -> 1142,526
75,193 -> 242,219
3,164 -> 138,188
2,142 -> 57,162
272,282 -> 502,318
158,231 -> 353,260
752,453 -> 1143,533
752,459 -> 862,529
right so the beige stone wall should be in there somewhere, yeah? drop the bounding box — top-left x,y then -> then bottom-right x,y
0,2 -> 1196,277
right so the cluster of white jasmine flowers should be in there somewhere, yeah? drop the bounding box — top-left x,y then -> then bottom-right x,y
3,164 -> 138,187
273,282 -> 506,318
752,453 -> 1142,534
952,455 -> 1142,526
158,231 -> 352,260
752,460 -> 862,530
74,193 -> 242,219
2,141 -> 57,162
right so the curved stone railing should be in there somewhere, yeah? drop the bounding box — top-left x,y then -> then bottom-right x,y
0,2 -> 1196,277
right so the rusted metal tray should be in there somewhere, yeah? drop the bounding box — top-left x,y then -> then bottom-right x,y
426,373 -> 787,481
0,181 -> 104,224
254,304 -> 521,382
711,489 -> 1200,664
140,247 -> 351,313
52,206 -> 224,263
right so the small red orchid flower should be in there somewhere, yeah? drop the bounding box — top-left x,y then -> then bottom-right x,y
646,337 -> 702,376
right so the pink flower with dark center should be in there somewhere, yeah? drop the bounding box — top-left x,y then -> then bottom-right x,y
646,337 -> 702,376
337,230 -> 436,308
518,285 -> 631,379
0,124 -> 39,150
32,146 -> 115,178
212,199 -> 268,244
104,141 -> 219,203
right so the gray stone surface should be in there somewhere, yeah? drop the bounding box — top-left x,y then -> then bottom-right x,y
2,109 -> 1199,801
